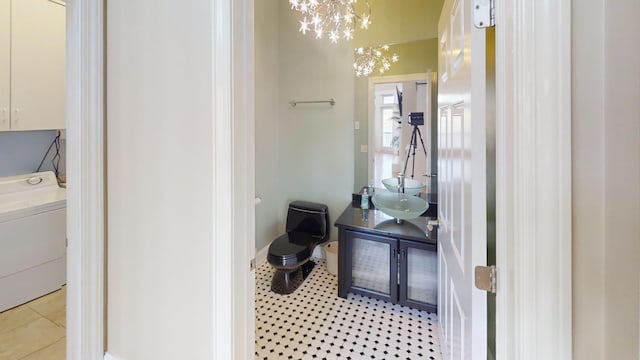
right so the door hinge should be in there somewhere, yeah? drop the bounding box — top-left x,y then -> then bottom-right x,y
250,258 -> 256,271
474,265 -> 497,293
473,0 -> 495,29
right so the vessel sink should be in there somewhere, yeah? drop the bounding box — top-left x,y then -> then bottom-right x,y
381,177 -> 425,196
371,192 -> 428,221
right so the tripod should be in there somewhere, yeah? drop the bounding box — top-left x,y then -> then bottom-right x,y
403,125 -> 428,179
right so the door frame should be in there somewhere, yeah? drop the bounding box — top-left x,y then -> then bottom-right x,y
495,0 -> 572,359
212,0 -> 256,358
67,0 -> 255,359
67,0 -> 571,359
66,0 -> 105,358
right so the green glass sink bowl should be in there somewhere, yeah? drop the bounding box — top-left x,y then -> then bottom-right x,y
371,192 -> 429,220
381,177 -> 425,196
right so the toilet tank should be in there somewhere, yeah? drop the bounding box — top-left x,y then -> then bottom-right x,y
285,201 -> 329,240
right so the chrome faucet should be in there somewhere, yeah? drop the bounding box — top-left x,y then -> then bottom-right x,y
397,173 -> 405,193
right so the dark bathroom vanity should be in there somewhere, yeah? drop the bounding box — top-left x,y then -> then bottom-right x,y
335,198 -> 438,313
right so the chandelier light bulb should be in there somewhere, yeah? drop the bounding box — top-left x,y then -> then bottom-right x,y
290,0 -> 372,44
360,14 -> 371,29
299,18 -> 311,34
329,30 -> 340,43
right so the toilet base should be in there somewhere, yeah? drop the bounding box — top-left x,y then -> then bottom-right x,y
270,260 -> 315,295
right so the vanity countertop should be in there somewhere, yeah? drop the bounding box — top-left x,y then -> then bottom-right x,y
334,203 -> 437,245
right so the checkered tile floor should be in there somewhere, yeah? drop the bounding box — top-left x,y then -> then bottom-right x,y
255,258 -> 442,359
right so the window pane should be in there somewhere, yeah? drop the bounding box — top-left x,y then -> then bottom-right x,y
381,107 -> 394,148
382,95 -> 395,105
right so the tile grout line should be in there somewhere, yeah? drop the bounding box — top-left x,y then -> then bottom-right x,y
16,337 -> 65,360
0,315 -> 41,336
0,289 -> 66,360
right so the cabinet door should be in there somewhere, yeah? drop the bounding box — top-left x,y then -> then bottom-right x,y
399,240 -> 437,312
0,0 -> 9,131
11,0 -> 65,130
346,230 -> 398,303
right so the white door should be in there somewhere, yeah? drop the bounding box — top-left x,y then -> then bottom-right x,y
437,0 -> 487,358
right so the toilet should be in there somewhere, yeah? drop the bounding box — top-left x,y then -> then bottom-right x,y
267,201 -> 329,294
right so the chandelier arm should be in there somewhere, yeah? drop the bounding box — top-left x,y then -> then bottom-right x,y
349,0 -> 371,21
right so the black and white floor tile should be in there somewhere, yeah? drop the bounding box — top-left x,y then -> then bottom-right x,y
255,258 -> 442,360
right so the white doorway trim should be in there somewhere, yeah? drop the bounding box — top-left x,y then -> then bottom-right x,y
68,0 -> 256,358
66,0 -> 105,359
495,0 -> 572,359
66,0 -> 572,358
212,0 -> 256,358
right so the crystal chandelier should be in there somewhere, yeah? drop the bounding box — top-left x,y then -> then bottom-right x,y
289,0 -> 372,43
353,45 -> 399,77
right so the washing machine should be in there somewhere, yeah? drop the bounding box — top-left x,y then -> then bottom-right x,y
0,171 -> 66,312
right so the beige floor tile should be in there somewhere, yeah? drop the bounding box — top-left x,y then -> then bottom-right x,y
26,288 -> 65,318
19,338 -> 65,360
45,308 -> 66,328
0,318 -> 65,360
0,306 -> 40,335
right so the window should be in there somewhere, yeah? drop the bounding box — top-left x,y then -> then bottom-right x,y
381,106 -> 395,149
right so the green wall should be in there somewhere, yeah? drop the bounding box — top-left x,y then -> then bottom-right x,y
256,0 -> 444,247
486,26 -> 497,360
255,0 -> 283,250
255,0 -> 354,251
353,0 -> 443,44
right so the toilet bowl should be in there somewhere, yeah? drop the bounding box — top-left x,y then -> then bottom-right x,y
267,201 -> 329,294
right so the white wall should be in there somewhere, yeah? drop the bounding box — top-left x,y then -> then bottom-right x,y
0,130 -> 65,177
602,0 -> 640,356
572,0 -> 640,358
106,1 -> 213,359
254,0 -> 354,249
572,1 -> 606,356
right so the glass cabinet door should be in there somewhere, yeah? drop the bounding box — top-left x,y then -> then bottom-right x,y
399,240 -> 437,312
347,230 -> 397,302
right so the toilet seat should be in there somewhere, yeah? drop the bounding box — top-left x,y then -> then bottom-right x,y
267,232 -> 318,269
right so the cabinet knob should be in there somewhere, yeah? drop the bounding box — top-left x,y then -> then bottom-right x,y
1,108 -> 7,123
13,108 -> 19,122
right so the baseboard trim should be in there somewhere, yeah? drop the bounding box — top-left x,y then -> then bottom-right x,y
104,353 -> 122,360
312,244 -> 325,260
256,242 -> 270,265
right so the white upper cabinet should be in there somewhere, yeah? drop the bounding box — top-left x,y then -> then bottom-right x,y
0,0 -> 10,131
1,0 -> 65,131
